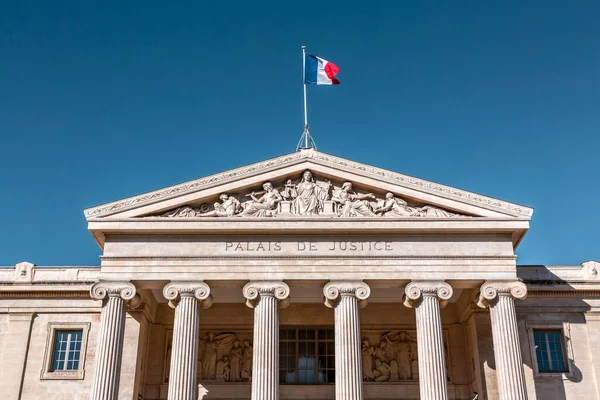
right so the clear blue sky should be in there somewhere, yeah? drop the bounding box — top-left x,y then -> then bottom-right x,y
0,1 -> 598,266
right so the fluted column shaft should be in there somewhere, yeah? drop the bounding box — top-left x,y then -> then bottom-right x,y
404,281 -> 453,400
324,281 -> 370,400
479,281 -> 528,400
163,282 -> 212,400
90,282 -> 139,400
243,281 -> 290,400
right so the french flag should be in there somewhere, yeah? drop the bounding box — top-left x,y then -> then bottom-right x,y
305,54 -> 341,85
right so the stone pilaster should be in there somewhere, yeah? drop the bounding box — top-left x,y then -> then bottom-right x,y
243,281 -> 290,400
323,281 -> 370,400
163,282 -> 213,400
478,281 -> 528,400
90,281 -> 140,400
403,281 -> 452,400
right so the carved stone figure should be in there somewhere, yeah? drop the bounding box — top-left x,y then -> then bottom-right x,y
199,332 -> 236,380
162,206 -> 200,218
419,205 -> 459,217
241,340 -> 253,382
281,179 -> 298,200
216,356 -> 229,381
361,339 -> 376,381
241,182 -> 282,217
290,170 -> 329,215
228,340 -> 243,382
374,193 -> 421,217
199,194 -> 242,217
374,192 -> 462,218
374,340 -> 389,364
373,358 -> 391,382
384,331 -> 417,380
332,182 -> 376,217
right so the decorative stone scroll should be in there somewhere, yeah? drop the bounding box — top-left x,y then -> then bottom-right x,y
152,169 -> 466,219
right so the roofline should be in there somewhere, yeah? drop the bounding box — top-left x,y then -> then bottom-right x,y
84,149 -> 534,219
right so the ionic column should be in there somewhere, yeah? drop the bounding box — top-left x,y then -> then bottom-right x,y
323,281 -> 370,400
403,281 -> 452,400
243,281 -> 290,400
90,281 -> 140,400
163,282 -> 213,400
478,281 -> 528,400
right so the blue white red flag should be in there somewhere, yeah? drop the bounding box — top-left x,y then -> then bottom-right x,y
304,55 -> 340,85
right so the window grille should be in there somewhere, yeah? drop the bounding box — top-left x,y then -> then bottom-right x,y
533,330 -> 567,373
279,327 -> 335,384
51,330 -> 83,372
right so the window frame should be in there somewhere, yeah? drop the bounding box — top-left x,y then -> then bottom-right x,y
279,326 -> 335,385
527,322 -> 573,379
41,322 -> 90,380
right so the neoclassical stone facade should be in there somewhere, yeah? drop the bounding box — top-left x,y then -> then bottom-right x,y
1,149 -> 599,400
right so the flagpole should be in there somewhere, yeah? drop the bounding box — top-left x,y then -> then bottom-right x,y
297,45 -> 316,151
302,45 -> 308,147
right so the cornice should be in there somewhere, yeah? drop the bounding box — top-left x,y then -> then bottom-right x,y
84,152 -> 305,218
84,150 -> 532,219
527,290 -> 600,298
311,152 -> 533,218
0,290 -> 91,298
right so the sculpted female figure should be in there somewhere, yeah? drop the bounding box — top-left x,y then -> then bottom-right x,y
291,170 -> 329,215
241,340 -> 253,381
228,340 -> 243,382
387,331 -> 415,380
202,332 -> 219,380
361,339 -> 376,381
241,182 -> 282,217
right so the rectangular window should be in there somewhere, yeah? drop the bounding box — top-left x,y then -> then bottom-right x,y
533,330 -> 567,373
280,327 -> 335,384
51,330 -> 83,372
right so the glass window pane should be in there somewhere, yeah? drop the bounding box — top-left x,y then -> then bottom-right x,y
51,330 -> 83,372
279,327 -> 335,385
533,330 -> 566,373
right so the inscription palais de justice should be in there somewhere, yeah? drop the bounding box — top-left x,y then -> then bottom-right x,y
225,241 -> 394,252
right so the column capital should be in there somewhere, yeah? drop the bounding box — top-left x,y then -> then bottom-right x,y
163,281 -> 213,309
243,281 -> 290,308
90,281 -> 141,307
477,280 -> 527,308
403,280 -> 453,309
323,280 -> 370,308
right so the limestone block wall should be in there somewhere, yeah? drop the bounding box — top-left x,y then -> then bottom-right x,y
19,312 -> 100,400
516,302 -> 600,400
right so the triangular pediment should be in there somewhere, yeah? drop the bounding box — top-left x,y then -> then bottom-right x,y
84,149 -> 533,221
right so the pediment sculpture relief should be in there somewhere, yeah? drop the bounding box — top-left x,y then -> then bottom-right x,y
154,170 -> 466,218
